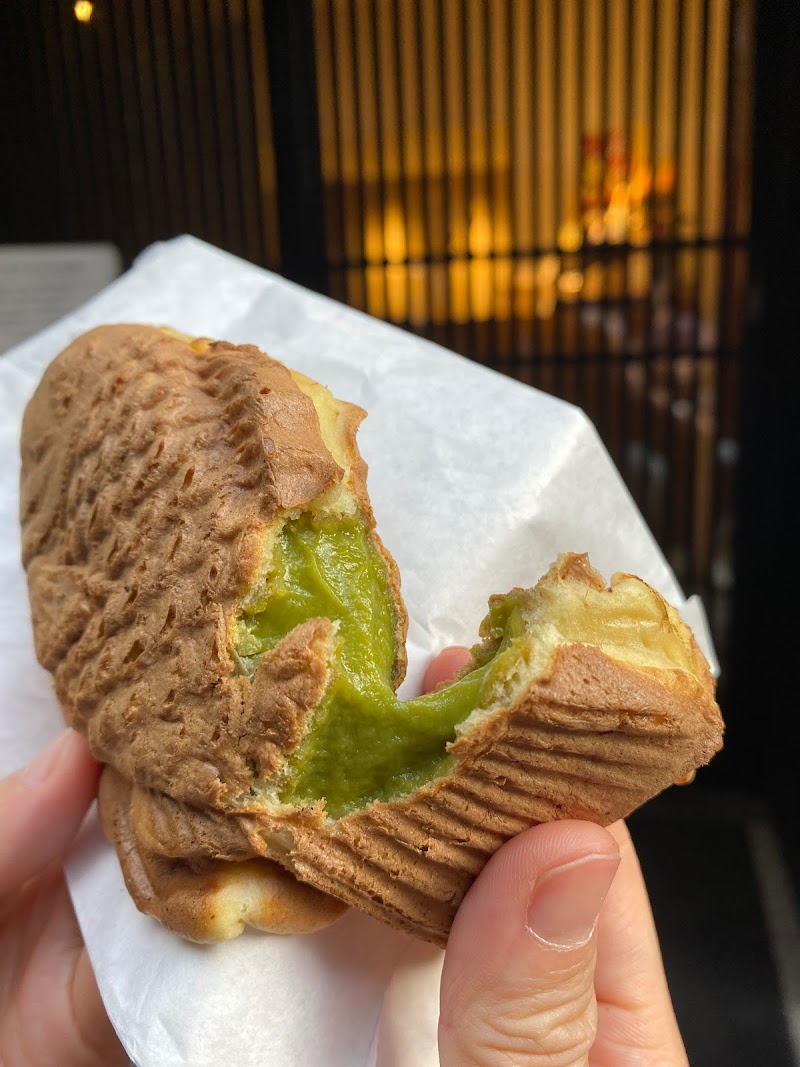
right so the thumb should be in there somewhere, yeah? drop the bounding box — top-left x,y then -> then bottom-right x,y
439,820 -> 620,1067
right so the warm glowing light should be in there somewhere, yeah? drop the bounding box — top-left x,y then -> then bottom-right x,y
628,208 -> 651,247
583,263 -> 605,302
604,182 -> 630,243
449,261 -> 469,324
654,161 -> 676,197
468,201 -> 492,257
536,292 -> 557,320
557,219 -> 583,253
585,213 -> 606,245
386,265 -> 407,322
557,269 -> 584,298
628,163 -> 652,205
513,260 -> 536,319
73,0 -> 94,22
469,259 -> 493,321
382,205 -> 406,265
536,255 -> 560,285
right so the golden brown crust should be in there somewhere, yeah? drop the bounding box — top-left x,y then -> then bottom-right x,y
99,767 -> 346,941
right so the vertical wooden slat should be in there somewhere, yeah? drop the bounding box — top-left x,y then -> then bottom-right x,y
375,0 -> 408,324
579,0 -> 604,419
665,0 -> 688,584
421,1 -> 447,266
395,0 -> 423,263
13,2 -> 64,242
630,0 -> 653,244
702,0 -> 730,241
512,0 -> 535,254
443,0 -> 467,320
128,0 -> 169,241
534,0 -> 556,251
314,0 -> 343,270
225,0 -> 267,266
624,0 -> 652,504
205,0 -> 245,257
726,0 -> 756,238
557,0 -> 579,245
533,0 -> 556,391
166,0 -> 209,242
353,0 -> 384,318
397,0 -> 430,327
187,0 -> 226,247
605,0 -> 627,243
44,1 -> 88,239
599,0 -> 626,463
511,0 -> 535,374
468,0 -> 491,328
654,0 -> 678,238
677,0 -> 704,243
220,0 -> 252,261
489,1 -> 511,259
427,1 -> 450,339
245,0 -> 281,267
107,0 -> 153,248
89,1 -> 136,257
64,7 -> 112,241
454,0 -> 472,344
557,0 -> 579,401
488,0 -> 513,372
674,0 -> 704,557
147,0 -> 188,238
331,0 -> 366,309
691,0 -> 730,590
582,0 -> 603,139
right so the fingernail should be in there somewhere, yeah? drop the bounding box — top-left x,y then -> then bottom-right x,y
23,730 -> 73,785
526,853 -> 620,948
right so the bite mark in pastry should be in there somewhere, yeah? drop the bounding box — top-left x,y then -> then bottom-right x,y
20,324 -> 724,945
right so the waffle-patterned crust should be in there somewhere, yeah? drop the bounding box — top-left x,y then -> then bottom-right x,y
21,325 -> 723,946
21,324 -> 377,807
99,766 -> 346,941
256,635 -> 722,944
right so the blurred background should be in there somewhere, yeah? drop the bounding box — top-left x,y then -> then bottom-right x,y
1,1 -> 798,1063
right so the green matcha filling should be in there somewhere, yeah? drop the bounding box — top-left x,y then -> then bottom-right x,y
235,515 -> 517,819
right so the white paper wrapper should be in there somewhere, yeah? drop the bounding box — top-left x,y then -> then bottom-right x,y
0,236 -> 716,1067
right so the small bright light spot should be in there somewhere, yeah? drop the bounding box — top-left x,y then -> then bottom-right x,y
557,219 -> 583,253
557,269 -> 584,298
73,1 -> 94,23
536,254 -> 560,285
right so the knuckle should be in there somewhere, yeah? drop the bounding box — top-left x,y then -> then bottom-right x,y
441,972 -> 598,1066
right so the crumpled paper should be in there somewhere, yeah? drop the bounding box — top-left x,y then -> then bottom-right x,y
0,236 -> 716,1067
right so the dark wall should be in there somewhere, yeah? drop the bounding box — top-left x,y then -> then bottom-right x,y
0,3 -> 64,243
0,0 -> 283,268
731,0 -> 800,876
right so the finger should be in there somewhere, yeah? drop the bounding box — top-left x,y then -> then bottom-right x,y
12,866 -> 128,1066
439,820 -> 620,1067
422,647 -> 472,694
0,730 -> 101,900
590,821 -> 688,1065
68,950 -> 130,1066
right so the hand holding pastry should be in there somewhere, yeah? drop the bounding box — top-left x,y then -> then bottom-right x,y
1,679 -> 688,1067
0,731 -> 127,1067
